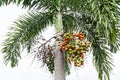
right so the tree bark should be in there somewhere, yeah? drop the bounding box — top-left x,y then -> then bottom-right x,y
54,10 -> 65,80
54,35 -> 65,80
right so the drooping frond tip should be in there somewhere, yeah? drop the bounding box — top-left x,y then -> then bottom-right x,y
2,11 -> 54,67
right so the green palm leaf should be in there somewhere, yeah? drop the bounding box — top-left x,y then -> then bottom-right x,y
2,11 -> 54,67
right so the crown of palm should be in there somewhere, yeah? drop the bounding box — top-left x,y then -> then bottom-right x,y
1,0 -> 120,80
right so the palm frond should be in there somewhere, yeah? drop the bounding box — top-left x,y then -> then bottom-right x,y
88,0 -> 120,39
71,8 -> 120,80
0,0 -> 58,12
2,11 -> 54,67
29,0 -> 58,11
92,44 -> 113,80
62,7 -> 119,79
62,13 -> 77,32
61,0 -> 86,12
0,0 -> 31,7
85,24 -> 114,80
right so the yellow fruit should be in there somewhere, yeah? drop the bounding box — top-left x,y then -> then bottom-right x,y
80,50 -> 86,53
86,41 -> 90,44
86,41 -> 91,47
72,58 -> 76,61
77,63 -> 81,67
69,48 -> 72,51
66,33 -> 70,35
76,40 -> 80,43
69,51 -> 72,53
80,47 -> 84,50
80,57 -> 83,61
80,42 -> 86,46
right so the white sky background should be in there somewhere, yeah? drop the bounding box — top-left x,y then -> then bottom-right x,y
0,5 -> 120,80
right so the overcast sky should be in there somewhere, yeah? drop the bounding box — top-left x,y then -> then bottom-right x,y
0,4 -> 120,80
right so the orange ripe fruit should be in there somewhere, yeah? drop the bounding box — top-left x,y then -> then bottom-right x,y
80,35 -> 84,38
78,33 -> 84,38
79,37 -> 84,40
76,48 -> 80,51
79,35 -> 84,38
65,48 -> 69,51
62,46 -> 65,49
80,54 -> 84,58
69,37 -> 73,41
62,41 -> 67,46
74,61 -> 77,66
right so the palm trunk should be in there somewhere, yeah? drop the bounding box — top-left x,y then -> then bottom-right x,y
54,10 -> 65,80
54,37 -> 65,80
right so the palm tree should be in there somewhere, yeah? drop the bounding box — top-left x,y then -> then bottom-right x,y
0,0 -> 120,80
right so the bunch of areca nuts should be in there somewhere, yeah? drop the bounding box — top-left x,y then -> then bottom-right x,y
60,32 -> 90,67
